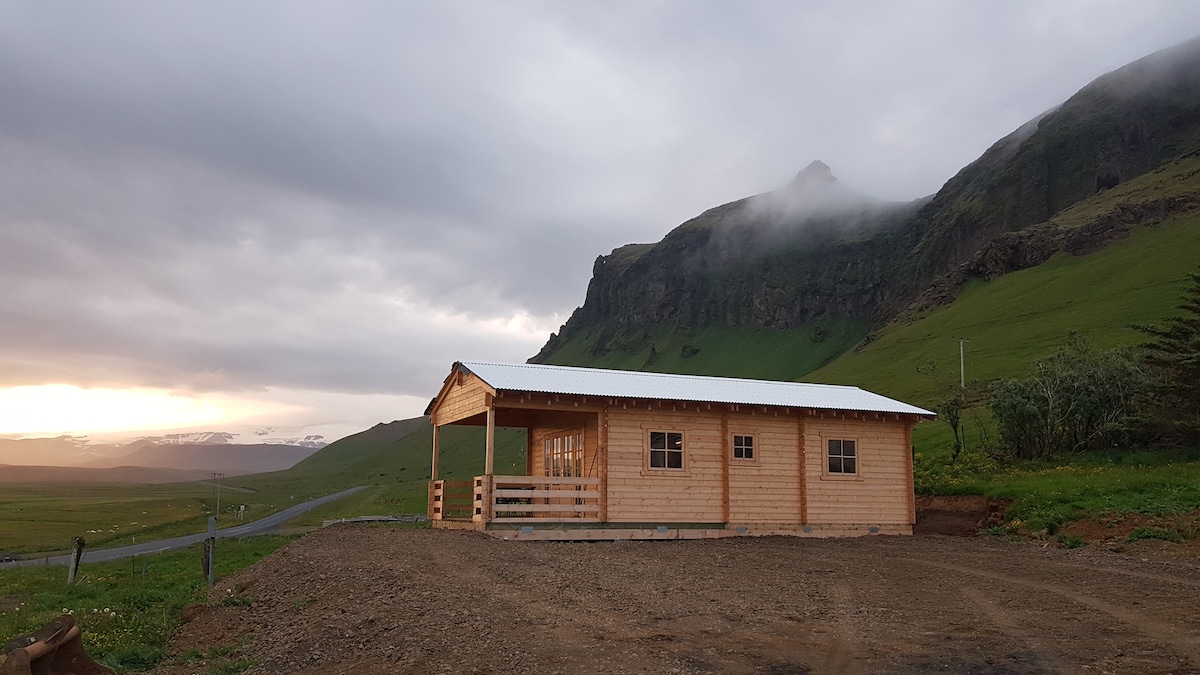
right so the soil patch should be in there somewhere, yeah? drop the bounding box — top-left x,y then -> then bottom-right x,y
149,525 -> 1200,675
1061,510 -> 1200,561
914,495 -> 1010,536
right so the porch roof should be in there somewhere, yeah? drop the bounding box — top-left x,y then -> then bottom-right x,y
455,361 -> 935,417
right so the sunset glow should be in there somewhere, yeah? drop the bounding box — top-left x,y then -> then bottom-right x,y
0,385 -> 299,436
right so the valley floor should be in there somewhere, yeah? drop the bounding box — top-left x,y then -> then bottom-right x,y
150,527 -> 1200,674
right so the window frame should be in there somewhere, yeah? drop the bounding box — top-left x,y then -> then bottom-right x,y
731,433 -> 756,461
542,428 -> 584,478
645,429 -> 686,472
824,437 -> 859,477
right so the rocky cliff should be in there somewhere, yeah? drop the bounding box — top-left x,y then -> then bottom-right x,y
533,36 -> 1200,370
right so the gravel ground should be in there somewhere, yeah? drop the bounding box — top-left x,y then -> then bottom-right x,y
148,526 -> 1200,675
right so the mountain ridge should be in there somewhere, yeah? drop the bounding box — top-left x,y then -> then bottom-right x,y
533,35 -> 1200,373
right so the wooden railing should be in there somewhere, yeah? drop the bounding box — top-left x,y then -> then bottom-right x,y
473,475 -> 601,523
429,479 -> 474,520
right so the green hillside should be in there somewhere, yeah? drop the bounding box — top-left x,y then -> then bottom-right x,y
225,418 -> 527,523
808,157 -> 1200,407
533,150 -> 1200,403
538,318 -> 867,382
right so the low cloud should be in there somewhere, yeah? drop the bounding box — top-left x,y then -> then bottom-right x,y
1,2 -> 1198,436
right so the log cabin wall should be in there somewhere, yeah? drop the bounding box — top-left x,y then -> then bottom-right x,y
726,411 -> 804,525
802,416 -> 913,526
604,405 -> 725,523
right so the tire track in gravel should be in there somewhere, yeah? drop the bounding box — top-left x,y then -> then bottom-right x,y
958,586 -> 1070,674
820,584 -> 860,674
1023,558 -> 1200,588
920,558 -> 1200,665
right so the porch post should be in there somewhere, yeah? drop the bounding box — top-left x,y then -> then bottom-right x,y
485,393 -> 495,475
430,422 -> 440,480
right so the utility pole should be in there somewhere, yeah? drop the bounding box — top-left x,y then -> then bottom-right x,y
959,338 -> 970,389
211,472 -> 224,519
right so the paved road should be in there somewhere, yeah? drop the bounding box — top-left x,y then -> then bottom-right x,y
1,486 -> 368,568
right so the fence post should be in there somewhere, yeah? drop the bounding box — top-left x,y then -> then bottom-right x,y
205,516 -> 216,586
66,536 -> 85,585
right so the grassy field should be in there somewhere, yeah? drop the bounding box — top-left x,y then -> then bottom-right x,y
0,483 -> 214,555
0,422 -> 526,554
912,419 -> 1200,537
0,535 -> 295,673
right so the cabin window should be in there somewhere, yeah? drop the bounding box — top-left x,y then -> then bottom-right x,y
544,430 -> 584,477
732,434 -> 755,460
648,431 -> 684,469
827,439 -> 857,475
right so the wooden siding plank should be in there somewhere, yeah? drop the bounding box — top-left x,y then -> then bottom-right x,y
490,517 -> 603,524
491,503 -> 600,513
490,476 -> 601,486
493,489 -> 601,499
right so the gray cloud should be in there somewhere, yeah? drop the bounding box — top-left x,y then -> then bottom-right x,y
1,1 -> 1198,424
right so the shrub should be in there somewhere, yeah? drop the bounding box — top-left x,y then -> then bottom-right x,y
988,334 -> 1146,459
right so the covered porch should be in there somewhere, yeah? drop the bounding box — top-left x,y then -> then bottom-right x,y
425,369 -> 606,529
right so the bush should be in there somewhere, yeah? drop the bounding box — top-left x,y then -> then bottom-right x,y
988,334 -> 1146,459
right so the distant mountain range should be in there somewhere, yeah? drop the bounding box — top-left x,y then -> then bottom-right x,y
0,463 -> 215,484
0,430 -> 326,474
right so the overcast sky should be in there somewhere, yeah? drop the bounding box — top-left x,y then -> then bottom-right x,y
2,2 -> 1199,441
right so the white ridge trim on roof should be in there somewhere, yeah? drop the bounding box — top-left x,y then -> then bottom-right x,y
457,361 -> 934,417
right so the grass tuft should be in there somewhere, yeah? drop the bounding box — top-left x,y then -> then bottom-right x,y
1127,527 -> 1183,543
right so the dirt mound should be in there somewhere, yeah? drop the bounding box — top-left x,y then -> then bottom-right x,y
914,495 -> 1010,536
148,525 -> 1200,674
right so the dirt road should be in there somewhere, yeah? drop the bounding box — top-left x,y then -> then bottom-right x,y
151,527 -> 1200,674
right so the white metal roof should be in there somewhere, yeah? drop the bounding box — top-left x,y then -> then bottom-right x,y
457,361 -> 934,417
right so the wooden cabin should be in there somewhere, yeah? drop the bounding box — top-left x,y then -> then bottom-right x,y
425,361 -> 934,540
